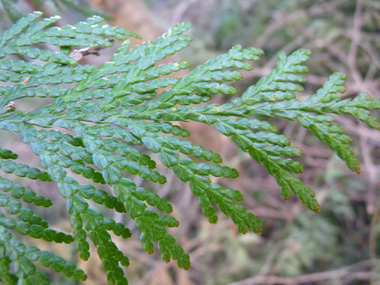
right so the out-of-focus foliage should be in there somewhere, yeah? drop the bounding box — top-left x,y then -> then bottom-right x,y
0,0 -> 106,23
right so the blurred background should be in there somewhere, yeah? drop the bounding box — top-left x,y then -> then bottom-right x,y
1,0 -> 380,284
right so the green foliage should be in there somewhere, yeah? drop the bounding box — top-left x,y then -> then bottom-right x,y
0,12 -> 379,284
0,0 -> 106,22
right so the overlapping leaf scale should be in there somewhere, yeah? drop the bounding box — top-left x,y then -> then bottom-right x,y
64,193 -> 91,261
241,137 -> 313,209
0,177 -> 52,207
0,12 -> 42,50
0,158 -> 51,181
112,23 -> 191,67
64,14 -> 138,39
24,63 -> 95,87
15,15 -> 63,45
77,135 -> 173,214
0,60 -> 40,82
337,92 -> 380,129
200,178 -> 261,233
30,139 -> 131,236
297,113 -> 360,173
122,120 -> 260,233
233,133 -> 319,211
241,49 -> 310,105
65,88 -> 111,102
77,130 -> 165,184
0,226 -> 87,282
0,249 -> 17,284
125,119 -> 224,166
74,134 -> 187,268
24,140 -> 90,262
34,128 -> 83,146
117,178 -> 173,215
136,213 -> 190,269
32,137 -> 107,184
78,206 -> 131,283
145,121 -> 190,137
0,147 -> 18,159
172,157 -> 238,180
119,118 -> 219,162
183,50 -> 320,210
85,62 -> 186,93
0,12 -> 137,68
0,193 -> 48,228
118,91 -> 156,108
0,58 -> 94,104
75,23 -> 191,103
24,132 -> 104,264
27,86 -> 70,98
195,115 -> 302,171
259,72 -> 379,173
303,73 -> 380,129
87,124 -> 143,146
88,223 -> 129,284
0,211 -> 73,243
3,41 -> 77,65
96,147 -> 165,184
101,138 -> 155,168
73,128 -> 186,268
58,175 -> 133,273
31,248 -> 87,281
99,65 -> 187,110
188,110 -> 316,209
235,117 -> 279,132
33,129 -> 117,184
112,179 -> 190,269
16,14 -> 136,48
0,226 -> 53,283
164,136 -> 222,163
77,184 -> 126,213
137,45 -> 263,112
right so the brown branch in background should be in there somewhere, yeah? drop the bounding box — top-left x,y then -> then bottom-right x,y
171,0 -> 198,23
360,132 -> 378,215
254,11 -> 301,49
307,0 -> 347,16
347,0 -> 364,84
255,0 -> 346,49
229,259 -> 380,285
369,202 -> 380,261
359,129 -> 380,261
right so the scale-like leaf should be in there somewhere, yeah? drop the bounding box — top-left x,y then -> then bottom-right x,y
0,12 -> 379,284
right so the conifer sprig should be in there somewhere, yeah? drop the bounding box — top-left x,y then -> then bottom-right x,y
1,12 -> 379,283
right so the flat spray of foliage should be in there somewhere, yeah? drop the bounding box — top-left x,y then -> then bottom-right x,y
0,12 -> 379,284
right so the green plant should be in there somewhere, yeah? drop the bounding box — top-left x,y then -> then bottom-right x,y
0,0 -> 106,22
0,12 -> 379,284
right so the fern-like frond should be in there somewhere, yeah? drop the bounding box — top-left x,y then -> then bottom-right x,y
1,12 -> 379,283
